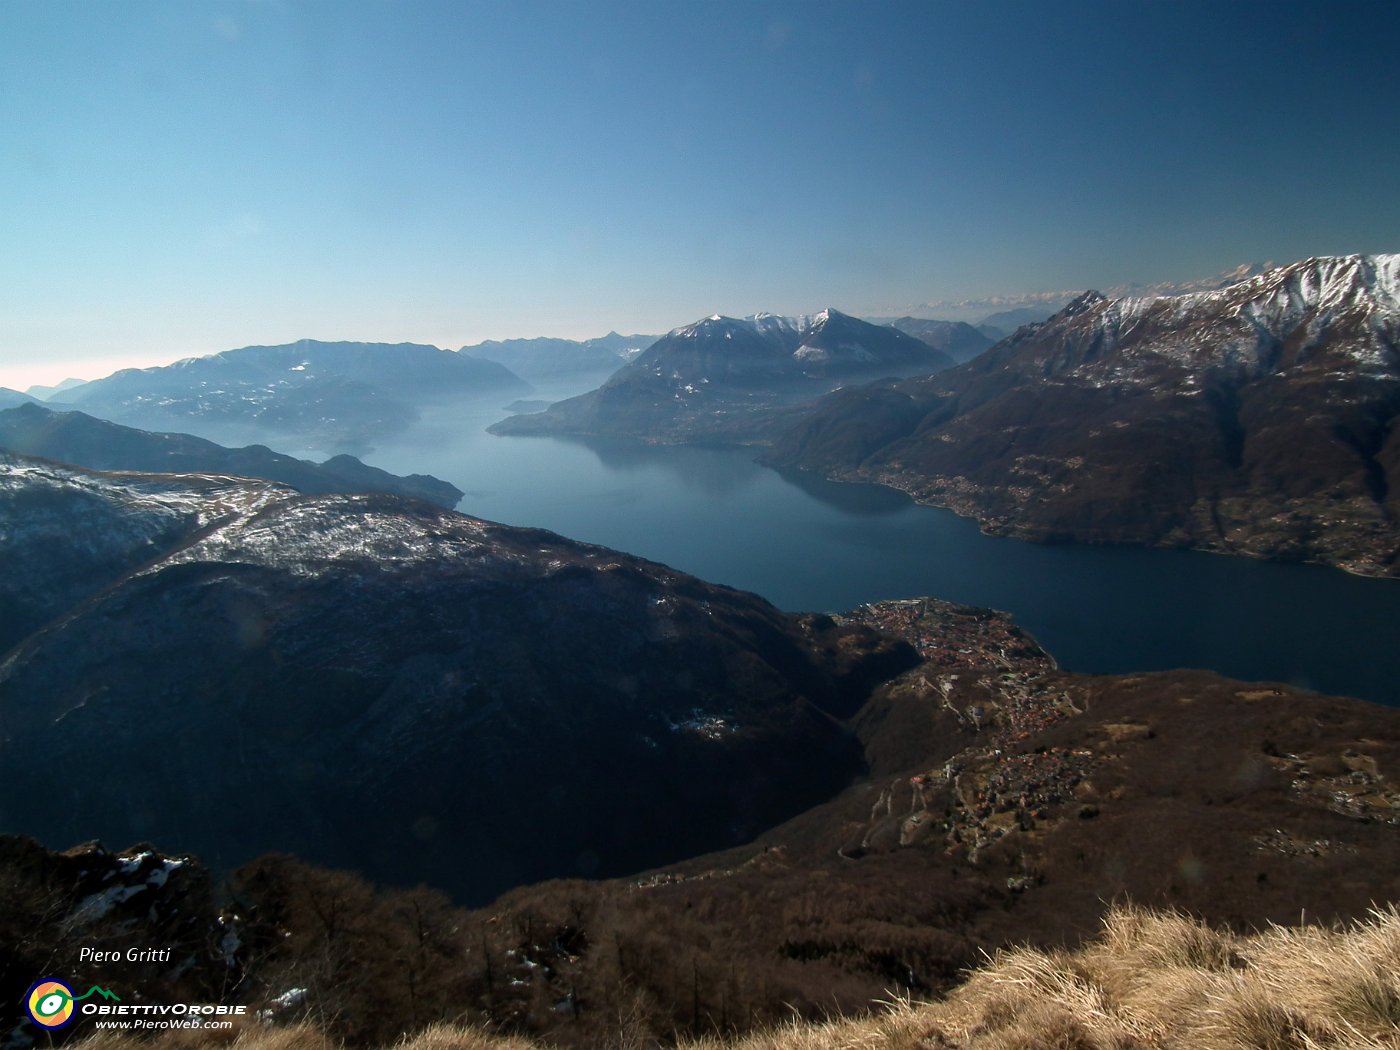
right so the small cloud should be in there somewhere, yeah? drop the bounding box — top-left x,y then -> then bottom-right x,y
215,16 -> 241,42
764,20 -> 791,50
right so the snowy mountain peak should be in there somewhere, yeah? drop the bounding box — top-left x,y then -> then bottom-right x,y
1012,252 -> 1400,383
1061,290 -> 1109,317
810,307 -> 854,328
1140,253 -> 1400,322
673,314 -> 751,339
1251,253 -> 1400,316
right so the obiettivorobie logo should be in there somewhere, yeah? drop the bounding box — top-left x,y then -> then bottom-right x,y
24,978 -> 246,1031
25,979 -> 120,1029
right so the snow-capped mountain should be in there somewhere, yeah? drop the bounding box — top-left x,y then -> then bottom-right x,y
0,456 -> 914,902
0,452 -> 289,650
649,308 -> 945,374
994,253 -> 1399,385
492,308 -> 954,443
772,254 -> 1400,576
896,260 -> 1280,327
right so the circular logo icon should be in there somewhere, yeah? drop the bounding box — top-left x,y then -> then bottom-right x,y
26,979 -> 76,1029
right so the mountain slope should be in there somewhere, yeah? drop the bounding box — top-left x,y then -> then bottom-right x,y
886,316 -> 995,361
60,339 -> 530,453
0,458 -> 916,903
0,453 -> 285,651
0,388 -> 38,409
23,376 -> 88,400
461,331 -> 659,382
492,309 -> 954,443
771,254 -> 1400,575
6,601 -> 1398,1050
0,402 -> 462,507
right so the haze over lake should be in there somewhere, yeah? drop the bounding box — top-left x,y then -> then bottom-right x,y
361,396 -> 1400,709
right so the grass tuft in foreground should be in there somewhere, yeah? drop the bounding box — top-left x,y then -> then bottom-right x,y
72,903 -> 1400,1050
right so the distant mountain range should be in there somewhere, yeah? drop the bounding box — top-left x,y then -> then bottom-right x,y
11,254 -> 1396,576
884,317 -> 995,361
771,254 -> 1400,576
973,305 -> 1061,340
54,339 -> 530,453
887,261 -> 1276,325
0,456 -> 915,902
0,388 -> 39,409
0,402 -> 462,508
460,331 -> 659,383
23,376 -> 88,400
492,308 -> 955,443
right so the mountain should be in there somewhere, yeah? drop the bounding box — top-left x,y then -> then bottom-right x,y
461,331 -> 659,383
0,402 -> 463,508
0,388 -> 38,409
885,316 -> 995,362
976,303 -> 1064,335
23,376 -> 88,400
0,456 -> 916,903
59,339 -> 530,453
771,254 -> 1400,576
5,598 -> 1399,1049
491,309 -> 955,443
895,262 -> 1273,329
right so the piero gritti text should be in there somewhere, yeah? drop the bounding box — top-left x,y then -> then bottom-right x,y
79,947 -> 173,964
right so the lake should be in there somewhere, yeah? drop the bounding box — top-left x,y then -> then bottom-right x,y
362,399 -> 1400,707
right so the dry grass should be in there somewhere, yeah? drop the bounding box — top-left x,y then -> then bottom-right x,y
68,904 -> 1400,1050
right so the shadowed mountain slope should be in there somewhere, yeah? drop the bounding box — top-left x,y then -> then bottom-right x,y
0,402 -> 462,508
886,316 -> 995,362
0,457 -> 915,903
4,602 -> 1397,1049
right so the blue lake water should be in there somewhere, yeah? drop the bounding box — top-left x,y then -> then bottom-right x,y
363,401 -> 1400,707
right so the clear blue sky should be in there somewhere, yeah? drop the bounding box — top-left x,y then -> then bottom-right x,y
2,0 -> 1398,388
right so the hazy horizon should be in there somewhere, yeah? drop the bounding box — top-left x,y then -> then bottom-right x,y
4,0 -> 1398,390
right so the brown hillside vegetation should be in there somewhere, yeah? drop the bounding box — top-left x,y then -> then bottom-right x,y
70,903 -> 1400,1049
8,604 -> 1399,1050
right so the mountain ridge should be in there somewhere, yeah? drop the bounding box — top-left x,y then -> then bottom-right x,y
0,402 -> 463,508
460,331 -> 660,382
0,456 -> 916,902
57,339 -> 531,454
769,253 -> 1400,576
491,308 -> 955,443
